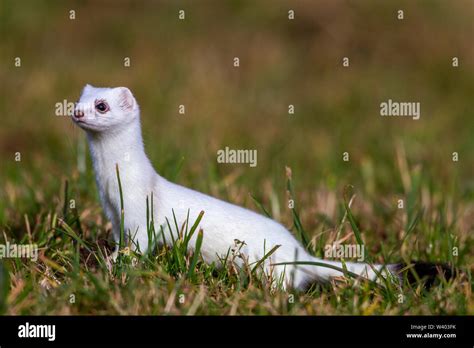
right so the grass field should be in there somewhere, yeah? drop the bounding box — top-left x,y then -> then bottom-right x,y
0,0 -> 473,315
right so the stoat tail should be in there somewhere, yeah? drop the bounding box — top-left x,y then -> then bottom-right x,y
292,257 -> 453,289
388,261 -> 454,288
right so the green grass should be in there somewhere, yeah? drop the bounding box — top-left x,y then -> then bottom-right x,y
0,0 -> 473,315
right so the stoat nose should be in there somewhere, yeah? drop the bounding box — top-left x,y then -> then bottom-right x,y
74,109 -> 84,118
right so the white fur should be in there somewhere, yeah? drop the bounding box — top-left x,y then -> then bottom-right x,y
73,85 -> 393,290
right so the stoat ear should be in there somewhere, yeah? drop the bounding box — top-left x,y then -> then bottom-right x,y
117,87 -> 135,111
82,84 -> 93,94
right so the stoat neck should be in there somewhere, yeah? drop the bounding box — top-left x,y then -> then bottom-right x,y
86,120 -> 155,179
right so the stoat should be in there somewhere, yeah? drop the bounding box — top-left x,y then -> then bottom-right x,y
72,85 -> 451,290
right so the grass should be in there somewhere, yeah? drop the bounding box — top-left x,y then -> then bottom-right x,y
0,154 -> 472,315
0,0 -> 473,315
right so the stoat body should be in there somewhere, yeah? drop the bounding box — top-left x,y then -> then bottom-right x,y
73,85 -> 394,290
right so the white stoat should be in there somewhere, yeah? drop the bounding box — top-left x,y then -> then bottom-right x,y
72,84 -> 396,290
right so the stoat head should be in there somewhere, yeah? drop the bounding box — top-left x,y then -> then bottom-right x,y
72,84 -> 139,132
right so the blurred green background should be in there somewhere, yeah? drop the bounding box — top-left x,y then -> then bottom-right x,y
1,0 -> 473,234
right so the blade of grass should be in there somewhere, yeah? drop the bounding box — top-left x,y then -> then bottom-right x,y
62,180 -> 69,218
187,229 -> 203,280
115,164 -> 125,250
184,210 -> 204,247
251,244 -> 280,274
250,194 -> 272,218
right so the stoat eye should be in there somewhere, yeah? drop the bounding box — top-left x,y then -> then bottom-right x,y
95,101 -> 109,113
